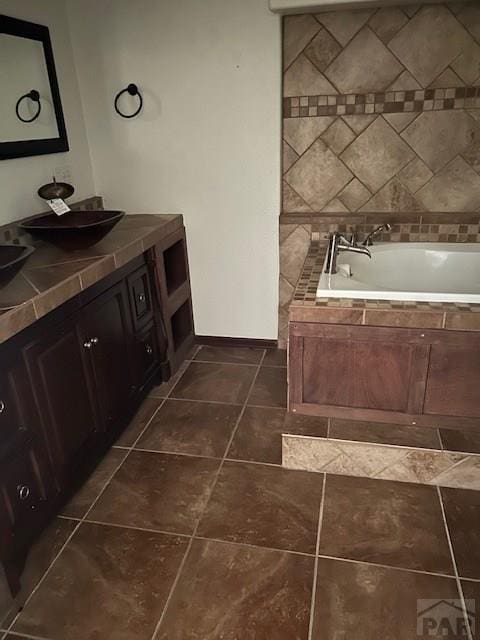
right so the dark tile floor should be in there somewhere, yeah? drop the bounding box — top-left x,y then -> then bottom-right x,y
1,346 -> 478,640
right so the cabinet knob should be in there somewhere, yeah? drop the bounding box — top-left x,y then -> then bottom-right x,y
17,485 -> 30,501
0,400 -> 5,414
138,293 -> 146,303
145,343 -> 153,356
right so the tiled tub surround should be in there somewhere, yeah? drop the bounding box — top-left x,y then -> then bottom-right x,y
291,241 -> 480,329
279,1 -> 480,342
1,347 -> 480,639
0,200 -> 182,344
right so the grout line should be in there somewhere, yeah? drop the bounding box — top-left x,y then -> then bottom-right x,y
218,351 -> 267,462
113,444 -> 285,470
314,553 -> 459,580
127,447 -> 222,461
437,428 -> 445,451
460,576 -> 480,584
149,398 -> 285,411
58,513 -> 191,540
0,631 -> 52,640
307,473 -> 326,640
192,359 -> 280,368
192,535 -> 315,558
149,349 -> 267,640
246,403 -> 288,410
81,518 -> 191,540
223,457 -> 282,468
154,396 -> 243,407
436,486 -> 473,640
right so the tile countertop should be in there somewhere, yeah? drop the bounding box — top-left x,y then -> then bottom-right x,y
0,213 -> 183,345
290,243 -> 480,331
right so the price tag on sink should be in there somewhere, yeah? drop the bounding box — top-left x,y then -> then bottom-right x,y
47,198 -> 71,216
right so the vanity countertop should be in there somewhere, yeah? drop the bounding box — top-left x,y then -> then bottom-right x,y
0,213 -> 183,344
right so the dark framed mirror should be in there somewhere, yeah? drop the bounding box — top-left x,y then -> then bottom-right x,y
0,15 -> 69,160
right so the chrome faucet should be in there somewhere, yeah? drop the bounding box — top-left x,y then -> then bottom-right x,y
325,232 -> 371,275
362,223 -> 392,246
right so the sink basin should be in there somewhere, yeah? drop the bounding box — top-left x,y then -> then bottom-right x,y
18,210 -> 125,249
0,244 -> 35,286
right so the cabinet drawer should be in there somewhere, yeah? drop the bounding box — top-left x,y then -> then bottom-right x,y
128,266 -> 153,329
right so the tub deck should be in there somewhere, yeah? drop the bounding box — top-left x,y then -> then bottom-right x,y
290,243 -> 480,331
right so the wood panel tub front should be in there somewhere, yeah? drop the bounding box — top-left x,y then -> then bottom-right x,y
289,322 -> 480,432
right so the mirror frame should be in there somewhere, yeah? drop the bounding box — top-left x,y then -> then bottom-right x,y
0,15 -> 69,160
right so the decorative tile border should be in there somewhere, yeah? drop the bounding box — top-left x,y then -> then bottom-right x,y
282,434 -> 480,490
284,86 -> 480,118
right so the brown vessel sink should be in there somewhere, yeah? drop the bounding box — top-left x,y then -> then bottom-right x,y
0,244 -> 35,286
18,210 -> 125,249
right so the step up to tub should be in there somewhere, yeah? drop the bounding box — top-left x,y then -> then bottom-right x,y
282,418 -> 480,490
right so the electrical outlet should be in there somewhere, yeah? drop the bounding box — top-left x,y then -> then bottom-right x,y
54,165 -> 72,184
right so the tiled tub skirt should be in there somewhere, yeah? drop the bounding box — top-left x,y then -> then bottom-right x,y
283,434 -> 480,490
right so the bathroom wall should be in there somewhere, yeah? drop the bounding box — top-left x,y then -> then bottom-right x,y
66,0 -> 281,341
279,2 -> 480,343
0,0 -> 95,225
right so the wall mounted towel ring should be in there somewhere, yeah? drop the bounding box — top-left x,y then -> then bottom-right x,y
15,90 -> 41,123
114,83 -> 143,118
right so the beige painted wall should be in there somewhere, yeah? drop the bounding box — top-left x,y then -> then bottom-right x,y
0,0 -> 95,225
67,0 -> 282,340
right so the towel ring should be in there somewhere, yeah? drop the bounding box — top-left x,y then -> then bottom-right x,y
114,83 -> 143,119
15,90 -> 41,123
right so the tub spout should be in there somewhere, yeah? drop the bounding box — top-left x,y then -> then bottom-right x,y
339,244 -> 371,258
325,232 -> 371,275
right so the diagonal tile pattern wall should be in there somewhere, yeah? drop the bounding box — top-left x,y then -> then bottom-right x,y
279,2 -> 480,344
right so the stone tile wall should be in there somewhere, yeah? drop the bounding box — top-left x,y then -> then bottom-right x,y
279,2 -> 480,344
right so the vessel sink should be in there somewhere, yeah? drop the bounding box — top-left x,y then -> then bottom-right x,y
0,244 -> 35,286
18,210 -> 125,249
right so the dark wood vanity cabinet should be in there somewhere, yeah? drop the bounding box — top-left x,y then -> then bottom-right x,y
0,227 -> 194,596
289,322 -> 480,429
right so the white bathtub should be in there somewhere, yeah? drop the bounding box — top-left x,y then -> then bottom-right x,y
317,243 -> 480,303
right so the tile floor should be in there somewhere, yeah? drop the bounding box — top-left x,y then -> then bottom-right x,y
0,345 -> 479,639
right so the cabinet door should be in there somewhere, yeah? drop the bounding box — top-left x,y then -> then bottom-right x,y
80,281 -> 134,431
23,321 -> 100,475
290,324 -> 430,418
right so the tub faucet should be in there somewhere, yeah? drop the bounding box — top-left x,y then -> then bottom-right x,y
362,223 -> 392,246
325,232 -> 371,275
